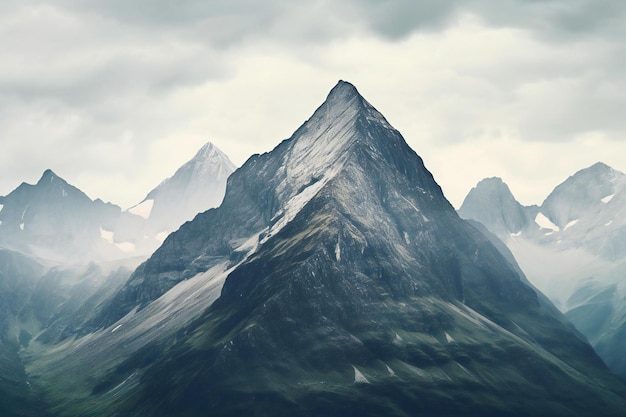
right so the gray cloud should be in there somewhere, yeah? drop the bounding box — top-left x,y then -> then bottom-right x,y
1,0 -> 626,207
46,0 -> 626,43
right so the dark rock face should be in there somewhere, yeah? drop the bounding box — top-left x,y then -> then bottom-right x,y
87,82 -> 626,416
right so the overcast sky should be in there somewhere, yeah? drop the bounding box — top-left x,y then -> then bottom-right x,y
1,0 -> 625,209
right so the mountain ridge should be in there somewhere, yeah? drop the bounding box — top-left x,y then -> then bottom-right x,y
459,162 -> 626,379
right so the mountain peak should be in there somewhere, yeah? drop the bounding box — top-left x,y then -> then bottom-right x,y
476,176 -> 507,189
541,162 -> 625,228
587,161 -> 613,172
194,141 -> 219,159
459,176 -> 528,236
321,80 -> 385,123
576,161 -> 623,181
327,80 -> 360,100
38,169 -> 61,185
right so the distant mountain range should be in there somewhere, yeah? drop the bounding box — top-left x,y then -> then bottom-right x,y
0,141 -> 235,417
0,169 -> 122,263
20,81 -> 626,417
459,162 -> 626,379
0,141 -> 235,263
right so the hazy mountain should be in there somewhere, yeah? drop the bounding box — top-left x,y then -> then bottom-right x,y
113,141 -> 236,256
458,177 -> 532,236
0,144 -> 235,415
0,249 -> 46,416
27,81 -> 626,417
459,163 -> 626,379
0,169 -> 123,263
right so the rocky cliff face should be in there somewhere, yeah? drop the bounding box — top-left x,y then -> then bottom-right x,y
48,81 -> 626,417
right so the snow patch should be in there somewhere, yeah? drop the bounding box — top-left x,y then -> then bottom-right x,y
100,227 -> 114,244
446,302 -> 491,332
19,223 -> 24,230
128,199 -> 154,219
445,332 -> 455,343
0,203 -> 3,211
111,324 -> 122,333
403,231 -> 411,244
456,362 -> 477,379
265,179 -> 329,244
535,213 -> 559,231
605,220 -> 613,226
601,194 -> 615,204
232,233 -> 262,256
384,364 -> 395,376
405,363 -> 430,379
335,241 -> 341,262
510,231 -> 522,237
353,366 -> 370,384
61,188 -> 67,198
401,196 -> 421,214
563,219 -> 579,231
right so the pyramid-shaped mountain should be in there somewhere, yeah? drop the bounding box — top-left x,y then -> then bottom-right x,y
0,169 -> 122,263
50,82 -> 626,416
141,141 -> 235,234
113,141 -> 236,255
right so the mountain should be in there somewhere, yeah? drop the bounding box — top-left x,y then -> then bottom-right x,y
0,249 -> 47,417
26,81 -> 626,417
458,177 -> 531,236
459,163 -> 626,379
539,162 -> 626,260
0,142 -> 235,261
0,169 -> 123,263
113,141 -> 236,256
0,144 -> 234,415
0,247 -> 137,417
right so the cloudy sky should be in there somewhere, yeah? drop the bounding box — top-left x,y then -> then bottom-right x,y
1,0 -> 625,209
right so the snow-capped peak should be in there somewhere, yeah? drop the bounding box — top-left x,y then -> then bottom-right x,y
114,141 -> 236,256
541,162 -> 625,229
37,169 -> 65,186
193,141 -> 233,166
147,141 -> 236,202
277,81 -> 396,198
